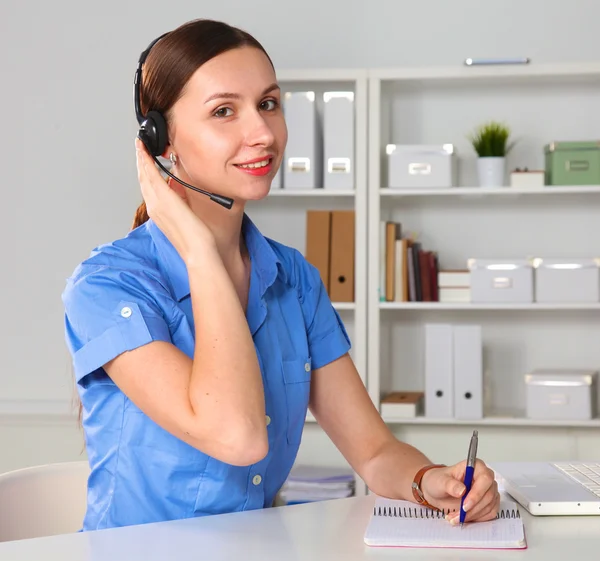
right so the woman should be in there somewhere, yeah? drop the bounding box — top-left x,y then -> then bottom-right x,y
62,18 -> 500,531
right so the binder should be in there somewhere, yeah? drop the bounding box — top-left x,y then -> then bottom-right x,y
424,323 -> 453,418
305,211 -> 332,292
453,325 -> 483,419
283,91 -> 321,189
329,210 -> 355,302
323,92 -> 354,190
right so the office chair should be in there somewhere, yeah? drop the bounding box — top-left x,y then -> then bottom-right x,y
0,461 -> 90,542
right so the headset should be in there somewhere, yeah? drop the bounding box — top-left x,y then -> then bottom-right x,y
133,33 -> 234,209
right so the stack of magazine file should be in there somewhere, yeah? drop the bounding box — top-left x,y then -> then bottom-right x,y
278,464 -> 355,505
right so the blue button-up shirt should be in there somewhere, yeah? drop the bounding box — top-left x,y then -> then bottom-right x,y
62,213 -> 351,530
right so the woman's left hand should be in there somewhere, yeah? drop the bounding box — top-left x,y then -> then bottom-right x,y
420,460 -> 501,524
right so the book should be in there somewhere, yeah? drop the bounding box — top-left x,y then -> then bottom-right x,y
364,497 -> 527,550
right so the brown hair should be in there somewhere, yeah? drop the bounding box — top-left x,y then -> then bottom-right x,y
76,19 -> 273,428
131,18 -> 274,231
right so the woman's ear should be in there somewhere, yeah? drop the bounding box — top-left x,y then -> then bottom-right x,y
161,145 -> 187,201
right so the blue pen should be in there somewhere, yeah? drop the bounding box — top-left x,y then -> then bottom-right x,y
459,430 -> 478,528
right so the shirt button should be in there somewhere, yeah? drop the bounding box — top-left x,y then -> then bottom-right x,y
120,306 -> 132,318
252,474 -> 262,486
304,362 -> 311,372
265,415 -> 271,426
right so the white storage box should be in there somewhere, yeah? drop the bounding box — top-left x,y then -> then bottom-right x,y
525,369 -> 598,420
533,258 -> 600,303
380,392 -> 424,418
510,169 -> 545,189
386,144 -> 457,189
468,258 -> 534,303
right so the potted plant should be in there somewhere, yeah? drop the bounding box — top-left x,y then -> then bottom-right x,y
468,121 -> 514,187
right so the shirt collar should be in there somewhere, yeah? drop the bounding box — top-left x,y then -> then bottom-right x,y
146,213 -> 284,302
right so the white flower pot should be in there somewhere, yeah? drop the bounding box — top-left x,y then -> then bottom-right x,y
477,157 -> 506,187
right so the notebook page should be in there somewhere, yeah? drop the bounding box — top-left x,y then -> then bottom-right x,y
364,499 -> 526,549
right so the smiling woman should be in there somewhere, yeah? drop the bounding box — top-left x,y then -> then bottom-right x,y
62,17 -> 501,534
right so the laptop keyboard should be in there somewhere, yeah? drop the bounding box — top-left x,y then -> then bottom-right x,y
553,462 -> 600,497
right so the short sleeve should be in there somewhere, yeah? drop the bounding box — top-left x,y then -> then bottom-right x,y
62,266 -> 173,386
295,253 -> 352,370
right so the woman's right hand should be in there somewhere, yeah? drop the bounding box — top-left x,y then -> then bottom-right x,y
135,137 -> 216,264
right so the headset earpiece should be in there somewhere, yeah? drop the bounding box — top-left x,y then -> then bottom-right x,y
138,109 -> 168,157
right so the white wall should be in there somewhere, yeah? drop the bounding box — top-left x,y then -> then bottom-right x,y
2,0 -> 600,472
0,414 -> 86,474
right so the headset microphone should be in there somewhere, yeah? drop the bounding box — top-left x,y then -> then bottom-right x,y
148,147 -> 234,209
134,33 -> 234,210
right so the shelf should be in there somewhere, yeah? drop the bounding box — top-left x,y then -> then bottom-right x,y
276,68 -> 367,82
369,62 -> 600,83
268,189 -> 355,197
379,185 -> 600,197
379,302 -> 600,311
332,302 -> 355,311
307,409 -> 600,428
382,412 -> 600,428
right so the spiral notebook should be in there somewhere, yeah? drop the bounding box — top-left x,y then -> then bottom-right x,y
364,497 -> 527,550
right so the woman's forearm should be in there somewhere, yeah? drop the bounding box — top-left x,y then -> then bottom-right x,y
362,440 -> 432,500
186,247 -> 267,464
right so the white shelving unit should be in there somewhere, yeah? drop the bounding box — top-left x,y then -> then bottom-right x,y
367,62 -> 600,454
262,62 -> 600,499
246,68 -> 369,496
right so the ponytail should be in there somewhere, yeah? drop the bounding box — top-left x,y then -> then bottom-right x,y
132,201 -> 150,230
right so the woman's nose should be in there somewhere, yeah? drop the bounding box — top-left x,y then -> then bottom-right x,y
244,112 -> 276,147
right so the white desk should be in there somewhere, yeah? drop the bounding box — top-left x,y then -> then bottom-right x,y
0,494 -> 598,560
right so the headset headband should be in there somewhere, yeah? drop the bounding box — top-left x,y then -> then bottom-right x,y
134,32 -> 169,125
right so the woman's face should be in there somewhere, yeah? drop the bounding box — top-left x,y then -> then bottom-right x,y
167,46 -> 287,203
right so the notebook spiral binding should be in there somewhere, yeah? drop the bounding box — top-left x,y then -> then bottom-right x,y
373,505 -> 521,519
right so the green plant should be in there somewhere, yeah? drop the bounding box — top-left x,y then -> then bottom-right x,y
468,121 -> 514,157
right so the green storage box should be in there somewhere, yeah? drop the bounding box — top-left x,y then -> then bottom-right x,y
544,141 -> 600,186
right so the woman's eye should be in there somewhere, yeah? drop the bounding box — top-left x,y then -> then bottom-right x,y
214,107 -> 233,118
261,99 -> 279,111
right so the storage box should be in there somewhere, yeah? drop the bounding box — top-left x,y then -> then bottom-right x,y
386,144 -> 457,188
380,392 -> 424,418
525,369 -> 598,420
510,169 -> 545,189
533,258 -> 600,303
544,141 -> 600,186
468,258 -> 534,303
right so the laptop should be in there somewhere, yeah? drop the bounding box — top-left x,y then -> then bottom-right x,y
492,461 -> 600,516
